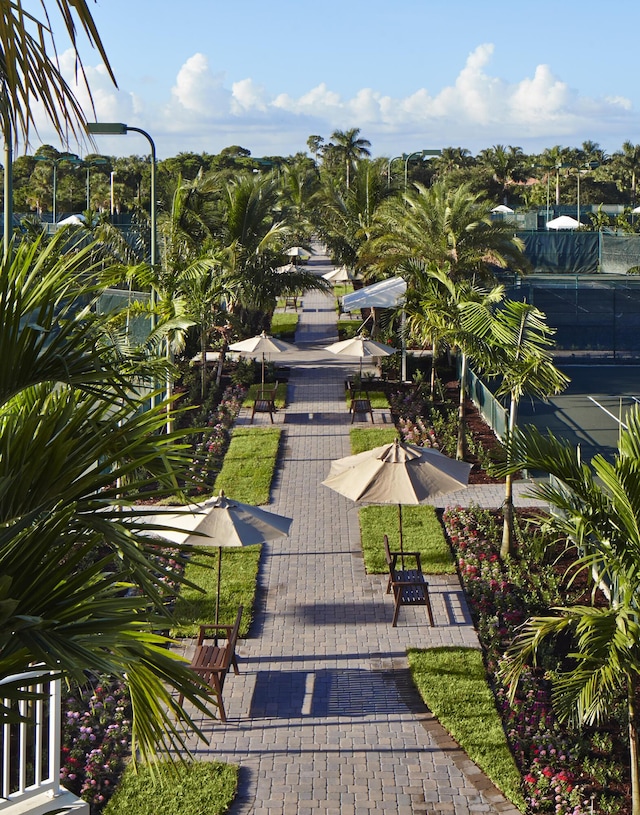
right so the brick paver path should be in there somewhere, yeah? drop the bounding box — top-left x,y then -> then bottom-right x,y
185,247 -> 532,814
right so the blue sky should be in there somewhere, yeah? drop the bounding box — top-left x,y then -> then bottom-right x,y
32,0 -> 640,160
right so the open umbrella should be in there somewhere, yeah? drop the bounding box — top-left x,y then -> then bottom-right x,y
324,335 -> 397,378
322,439 -> 471,555
229,330 -> 297,386
322,265 -> 361,283
142,493 -> 292,623
285,246 -> 311,258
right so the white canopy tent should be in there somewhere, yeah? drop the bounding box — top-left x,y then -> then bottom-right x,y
341,277 -> 409,380
546,215 -> 582,230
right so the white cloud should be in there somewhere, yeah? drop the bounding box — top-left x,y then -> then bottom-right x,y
23,45 -> 638,158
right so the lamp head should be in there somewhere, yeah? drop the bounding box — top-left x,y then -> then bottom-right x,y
86,123 -> 127,135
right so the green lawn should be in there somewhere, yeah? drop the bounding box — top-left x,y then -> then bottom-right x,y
408,647 -> 526,810
171,545 -> 260,638
271,312 -> 298,338
104,761 -> 238,815
213,426 -> 281,505
349,426 -> 397,453
359,505 -> 455,574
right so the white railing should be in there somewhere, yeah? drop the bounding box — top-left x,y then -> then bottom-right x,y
0,669 -> 61,808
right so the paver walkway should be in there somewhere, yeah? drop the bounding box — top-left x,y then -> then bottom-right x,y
186,247 -> 540,814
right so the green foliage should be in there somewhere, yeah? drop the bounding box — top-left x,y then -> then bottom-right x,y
359,505 -> 455,574
213,427 -> 281,505
337,320 -> 361,339
408,647 -> 526,810
103,761 -> 238,815
230,357 -> 257,387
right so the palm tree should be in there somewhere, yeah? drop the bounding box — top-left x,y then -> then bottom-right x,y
365,179 -> 527,283
306,134 -> 324,168
500,406 -> 640,815
612,141 -> 640,207
0,232 -> 219,760
483,300 -> 569,556
329,128 -> 371,190
477,145 -> 526,206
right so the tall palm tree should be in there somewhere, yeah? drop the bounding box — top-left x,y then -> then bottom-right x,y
612,141 -> 640,207
0,232 -> 219,759
329,128 -> 371,190
365,179 -> 527,283
481,300 -> 569,555
500,406 -> 640,815
477,145 -> 526,206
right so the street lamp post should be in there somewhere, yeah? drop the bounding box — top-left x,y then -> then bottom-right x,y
576,161 -> 599,224
86,123 -> 156,267
34,153 -> 82,224
387,155 -> 403,187
403,149 -> 441,193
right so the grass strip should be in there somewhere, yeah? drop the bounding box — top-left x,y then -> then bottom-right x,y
349,427 -> 397,454
336,319 -> 360,339
103,761 -> 238,815
407,647 -> 526,810
244,382 -> 288,408
345,390 -> 389,409
359,505 -> 455,574
213,426 -> 281,505
271,312 -> 298,337
171,545 -> 260,638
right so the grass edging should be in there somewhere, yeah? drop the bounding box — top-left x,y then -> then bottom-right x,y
103,761 -> 238,815
213,426 -> 281,505
359,505 -> 455,574
349,426 -> 397,453
407,646 -> 526,811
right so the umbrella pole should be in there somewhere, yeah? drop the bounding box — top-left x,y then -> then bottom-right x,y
398,503 -> 405,568
261,353 -> 265,389
215,545 -> 222,626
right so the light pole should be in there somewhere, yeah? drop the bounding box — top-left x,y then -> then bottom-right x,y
33,152 -> 82,224
387,155 -> 403,187
576,161 -> 599,224
403,149 -> 441,193
86,123 -> 156,267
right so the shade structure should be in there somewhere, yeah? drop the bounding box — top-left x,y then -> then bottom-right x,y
285,246 -> 311,258
491,204 -> 514,214
324,335 -> 397,377
229,331 -> 297,386
341,277 -> 407,312
322,265 -> 361,283
274,262 -> 297,274
142,493 -> 292,623
322,439 -> 471,553
546,215 -> 582,230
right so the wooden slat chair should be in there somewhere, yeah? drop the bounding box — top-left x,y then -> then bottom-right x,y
383,534 -> 434,627
179,605 -> 243,721
251,382 -> 278,423
349,390 -> 374,424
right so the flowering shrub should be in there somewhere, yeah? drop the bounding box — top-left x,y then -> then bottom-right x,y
61,676 -> 132,812
192,385 -> 245,488
442,506 -> 594,815
397,415 -> 440,448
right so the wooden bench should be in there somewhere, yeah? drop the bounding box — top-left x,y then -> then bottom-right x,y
383,535 -> 434,627
179,605 -> 243,721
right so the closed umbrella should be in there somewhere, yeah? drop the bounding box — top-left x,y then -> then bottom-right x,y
141,493 -> 292,623
322,439 -> 471,555
229,331 -> 297,386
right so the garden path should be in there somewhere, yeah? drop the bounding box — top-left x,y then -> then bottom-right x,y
184,245 -> 535,814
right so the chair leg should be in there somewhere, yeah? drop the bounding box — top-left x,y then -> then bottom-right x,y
425,586 -> 435,626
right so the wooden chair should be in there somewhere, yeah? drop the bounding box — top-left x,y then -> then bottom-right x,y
383,534 -> 434,627
251,382 -> 278,423
350,390 -> 374,424
178,606 -> 243,721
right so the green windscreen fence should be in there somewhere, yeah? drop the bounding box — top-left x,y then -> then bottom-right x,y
505,276 -> 640,358
518,231 -> 640,275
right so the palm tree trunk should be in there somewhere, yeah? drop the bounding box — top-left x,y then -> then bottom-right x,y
456,352 -> 468,460
629,676 -> 640,815
430,335 -> 438,401
200,329 -> 207,400
501,395 -> 518,558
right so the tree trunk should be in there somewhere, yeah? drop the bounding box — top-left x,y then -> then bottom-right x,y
629,676 -> 640,815
430,335 -> 438,401
501,396 -> 518,558
456,352 -> 468,460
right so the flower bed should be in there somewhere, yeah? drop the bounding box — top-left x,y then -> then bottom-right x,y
191,384 -> 246,489
441,506 -> 628,815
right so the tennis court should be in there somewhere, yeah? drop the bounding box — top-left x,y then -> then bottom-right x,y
518,365 -> 640,462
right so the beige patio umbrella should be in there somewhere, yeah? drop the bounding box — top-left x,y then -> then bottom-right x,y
142,493 -> 292,623
285,246 -> 311,258
322,439 -> 471,556
322,265 -> 361,283
229,330 -> 297,386
324,335 -> 397,378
